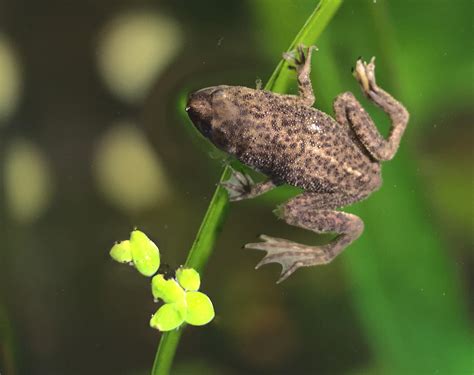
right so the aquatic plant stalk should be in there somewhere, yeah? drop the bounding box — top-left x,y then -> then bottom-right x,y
151,1 -> 343,374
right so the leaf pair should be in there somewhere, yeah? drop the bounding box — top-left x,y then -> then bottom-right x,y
110,229 -> 160,276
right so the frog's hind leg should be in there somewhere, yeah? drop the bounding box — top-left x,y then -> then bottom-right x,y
245,192 -> 363,283
333,57 -> 409,161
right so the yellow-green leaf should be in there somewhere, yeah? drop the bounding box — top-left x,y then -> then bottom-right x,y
184,292 -> 215,326
150,303 -> 185,332
151,275 -> 185,303
129,229 -> 160,276
176,267 -> 200,291
109,240 -> 132,263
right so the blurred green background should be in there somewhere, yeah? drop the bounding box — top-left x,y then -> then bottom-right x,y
0,0 -> 472,374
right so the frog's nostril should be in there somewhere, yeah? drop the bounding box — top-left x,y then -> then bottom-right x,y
186,105 -> 197,119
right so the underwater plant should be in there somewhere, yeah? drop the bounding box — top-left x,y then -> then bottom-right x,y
110,229 -> 215,333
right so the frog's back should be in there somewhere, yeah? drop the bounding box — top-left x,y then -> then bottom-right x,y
232,89 -> 381,195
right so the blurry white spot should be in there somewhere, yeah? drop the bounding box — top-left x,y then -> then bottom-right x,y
0,34 -> 21,123
93,122 -> 171,212
307,122 -> 321,133
97,11 -> 183,103
345,165 -> 362,178
4,139 -> 53,223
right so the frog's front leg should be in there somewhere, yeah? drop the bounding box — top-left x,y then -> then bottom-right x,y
334,57 -> 409,161
283,44 -> 317,106
221,169 -> 277,202
245,192 -> 363,283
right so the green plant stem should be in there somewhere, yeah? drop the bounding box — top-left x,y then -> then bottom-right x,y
151,1 -> 342,374
267,0 -> 342,94
183,167 -> 234,271
151,327 -> 183,375
151,169 -> 233,375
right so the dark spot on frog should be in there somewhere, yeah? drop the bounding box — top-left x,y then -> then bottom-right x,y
271,119 -> 280,131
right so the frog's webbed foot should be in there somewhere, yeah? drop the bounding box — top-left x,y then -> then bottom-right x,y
245,235 -> 328,283
245,192 -> 364,283
221,170 -> 254,201
283,44 -> 317,106
353,57 -> 378,94
221,169 -> 276,202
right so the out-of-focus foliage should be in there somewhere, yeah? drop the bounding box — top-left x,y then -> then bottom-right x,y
97,11 -> 183,104
93,122 -> 171,213
0,34 -> 21,122
4,138 -> 53,223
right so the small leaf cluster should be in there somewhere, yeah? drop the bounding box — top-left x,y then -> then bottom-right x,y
110,230 -> 215,332
150,268 -> 214,331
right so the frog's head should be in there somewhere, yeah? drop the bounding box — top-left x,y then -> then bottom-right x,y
186,85 -> 242,152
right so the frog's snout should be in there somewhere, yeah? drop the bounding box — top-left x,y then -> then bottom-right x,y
186,88 -> 216,138
186,85 -> 230,110
186,87 -> 214,113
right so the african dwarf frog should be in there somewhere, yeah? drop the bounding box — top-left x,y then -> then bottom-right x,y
186,45 -> 409,282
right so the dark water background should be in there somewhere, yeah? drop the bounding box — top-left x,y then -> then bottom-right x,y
1,0 -> 472,374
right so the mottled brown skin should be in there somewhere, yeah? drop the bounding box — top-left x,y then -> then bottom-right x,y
186,45 -> 409,283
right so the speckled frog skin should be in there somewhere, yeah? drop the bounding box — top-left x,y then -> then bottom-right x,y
186,46 -> 409,282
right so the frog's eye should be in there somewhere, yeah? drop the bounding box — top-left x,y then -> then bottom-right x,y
200,121 -> 213,138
